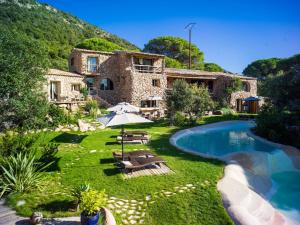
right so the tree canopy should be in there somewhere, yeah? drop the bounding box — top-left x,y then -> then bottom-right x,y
0,0 -> 139,70
0,28 -> 49,130
76,38 -> 126,52
166,79 -> 214,125
143,36 -> 204,69
204,63 -> 224,72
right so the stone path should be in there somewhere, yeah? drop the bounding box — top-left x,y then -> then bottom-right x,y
107,183 -> 199,225
0,182 -> 208,225
0,199 -> 28,225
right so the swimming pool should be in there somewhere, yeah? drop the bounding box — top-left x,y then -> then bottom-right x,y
171,121 -> 300,225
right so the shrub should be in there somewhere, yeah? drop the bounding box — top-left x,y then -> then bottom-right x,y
0,131 -> 38,158
48,104 -> 71,127
80,87 -> 89,99
173,112 -> 186,126
0,153 -> 47,197
80,189 -> 106,216
84,100 -> 99,118
71,183 -> 90,211
221,107 -> 235,116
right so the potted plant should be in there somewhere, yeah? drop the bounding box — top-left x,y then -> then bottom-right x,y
80,189 -> 106,225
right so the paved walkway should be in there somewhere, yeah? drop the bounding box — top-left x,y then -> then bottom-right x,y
0,199 -> 28,225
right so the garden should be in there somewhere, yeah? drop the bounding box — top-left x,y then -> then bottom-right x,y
0,115 -> 243,225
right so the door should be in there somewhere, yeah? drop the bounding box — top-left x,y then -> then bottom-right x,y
50,81 -> 59,101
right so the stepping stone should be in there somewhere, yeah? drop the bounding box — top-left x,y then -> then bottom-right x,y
115,210 -> 122,214
128,210 -> 135,215
130,220 -> 137,224
145,195 -> 151,201
117,201 -> 125,206
110,197 -> 117,200
139,219 -> 144,224
108,204 -> 115,209
131,200 -> 137,203
178,190 -> 184,193
89,150 -> 96,153
186,184 -> 193,187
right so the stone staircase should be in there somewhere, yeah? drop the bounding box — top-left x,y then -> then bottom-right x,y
0,199 -> 28,225
91,95 -> 112,108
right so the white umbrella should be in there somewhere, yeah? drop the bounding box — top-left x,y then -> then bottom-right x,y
107,102 -> 140,113
97,111 -> 152,160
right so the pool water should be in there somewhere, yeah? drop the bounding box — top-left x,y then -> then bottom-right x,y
176,122 -> 279,157
174,121 -> 300,224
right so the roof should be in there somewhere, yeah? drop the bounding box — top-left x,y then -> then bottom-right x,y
165,68 -> 256,80
47,69 -> 84,78
72,48 -> 114,55
72,48 -> 165,58
114,51 -> 165,58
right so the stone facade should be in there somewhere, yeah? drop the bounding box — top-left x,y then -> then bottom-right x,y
47,48 -> 259,115
45,69 -> 85,101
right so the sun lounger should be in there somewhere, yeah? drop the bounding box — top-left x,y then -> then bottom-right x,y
119,156 -> 166,173
113,150 -> 155,161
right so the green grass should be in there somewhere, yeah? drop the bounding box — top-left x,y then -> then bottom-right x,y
6,116 -> 239,225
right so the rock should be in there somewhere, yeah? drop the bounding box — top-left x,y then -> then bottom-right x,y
186,184 -> 193,187
117,201 -> 125,206
72,127 -> 79,131
139,219 -> 144,224
16,200 -> 26,206
61,128 -> 70,132
145,195 -> 151,201
78,119 -> 89,132
30,212 -> 43,225
90,150 -> 97,153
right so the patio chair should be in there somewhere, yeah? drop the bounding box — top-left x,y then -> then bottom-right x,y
113,150 -> 155,161
119,156 -> 166,173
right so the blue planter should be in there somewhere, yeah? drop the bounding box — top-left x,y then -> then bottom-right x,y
80,212 -> 100,225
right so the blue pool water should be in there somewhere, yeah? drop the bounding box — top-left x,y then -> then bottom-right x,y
176,122 -> 279,156
175,121 -> 300,223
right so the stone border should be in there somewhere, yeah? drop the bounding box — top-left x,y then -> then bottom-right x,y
170,120 -> 299,225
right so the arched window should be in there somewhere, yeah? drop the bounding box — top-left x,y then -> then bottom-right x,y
100,78 -> 114,90
242,82 -> 250,92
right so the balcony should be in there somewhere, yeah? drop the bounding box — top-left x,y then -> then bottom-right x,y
86,65 -> 99,74
134,65 -> 162,74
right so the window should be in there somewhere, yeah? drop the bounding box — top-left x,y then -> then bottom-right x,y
70,57 -> 74,66
152,79 -> 160,87
87,57 -> 97,72
71,84 -> 81,91
242,82 -> 250,92
141,100 -> 157,108
133,57 -> 154,66
86,77 -> 95,90
134,57 -> 154,73
100,78 -> 114,90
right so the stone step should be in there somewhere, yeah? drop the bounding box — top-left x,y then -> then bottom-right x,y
0,209 -> 15,219
0,214 -> 27,225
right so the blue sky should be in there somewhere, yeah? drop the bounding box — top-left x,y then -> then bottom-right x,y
39,0 -> 300,73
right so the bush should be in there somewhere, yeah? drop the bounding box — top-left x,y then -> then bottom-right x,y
71,183 -> 90,211
48,104 -> 72,127
80,189 -> 106,216
80,87 -> 89,99
173,112 -> 186,126
0,131 -> 39,158
221,107 -> 235,116
84,100 -> 99,118
0,153 -> 47,197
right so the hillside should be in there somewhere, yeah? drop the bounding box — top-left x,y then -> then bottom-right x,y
0,0 -> 139,70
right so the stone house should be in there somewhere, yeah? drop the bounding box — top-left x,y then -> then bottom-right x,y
46,48 -> 260,115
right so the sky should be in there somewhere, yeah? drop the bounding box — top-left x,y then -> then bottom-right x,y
38,0 -> 300,73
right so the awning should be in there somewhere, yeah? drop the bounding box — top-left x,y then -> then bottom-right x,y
243,96 -> 260,101
147,96 -> 163,101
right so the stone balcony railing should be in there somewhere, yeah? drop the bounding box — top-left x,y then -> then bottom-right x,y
133,64 -> 163,74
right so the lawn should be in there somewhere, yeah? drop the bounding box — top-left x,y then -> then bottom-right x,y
6,116 -> 238,225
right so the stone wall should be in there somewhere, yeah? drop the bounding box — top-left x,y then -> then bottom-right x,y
45,74 -> 85,101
